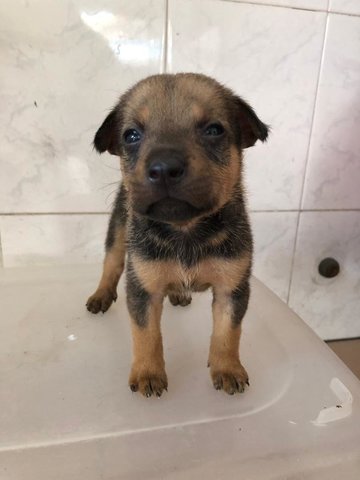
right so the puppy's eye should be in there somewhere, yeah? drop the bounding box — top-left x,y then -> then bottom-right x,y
204,123 -> 224,137
123,129 -> 141,145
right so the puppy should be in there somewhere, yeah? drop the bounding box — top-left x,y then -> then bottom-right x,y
87,73 -> 268,397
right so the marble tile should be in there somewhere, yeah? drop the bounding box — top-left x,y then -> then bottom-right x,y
289,211 -> 360,340
303,14 -> 360,210
168,0 -> 326,210
329,0 -> 360,15
233,0 -> 328,10
0,233 -> 3,267
251,211 -> 298,302
0,0 -> 164,213
0,214 -> 109,267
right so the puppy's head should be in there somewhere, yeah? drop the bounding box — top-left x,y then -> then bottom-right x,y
94,73 -> 268,225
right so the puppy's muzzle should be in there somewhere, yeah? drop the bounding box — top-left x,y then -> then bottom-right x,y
133,147 -> 213,223
147,148 -> 186,187
148,157 -> 185,186
145,149 -> 194,222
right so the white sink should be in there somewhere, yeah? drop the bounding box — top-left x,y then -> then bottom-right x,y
1,265 -> 359,479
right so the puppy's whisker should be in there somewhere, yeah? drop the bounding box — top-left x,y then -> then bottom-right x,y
104,188 -> 119,206
99,181 -> 121,192
103,162 -> 121,172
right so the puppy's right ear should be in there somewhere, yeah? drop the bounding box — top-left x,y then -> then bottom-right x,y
93,108 -> 120,156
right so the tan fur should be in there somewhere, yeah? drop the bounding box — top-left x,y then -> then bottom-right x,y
137,105 -> 150,125
120,162 -> 130,190
86,227 -> 126,312
132,253 -> 251,296
100,227 -> 126,289
130,253 -> 250,394
207,259 -> 250,393
191,103 -> 205,121
208,304 -> 248,394
215,146 -> 243,211
128,297 -> 168,396
207,229 -> 229,248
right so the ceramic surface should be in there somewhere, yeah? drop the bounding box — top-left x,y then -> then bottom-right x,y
303,13 -> 360,210
168,0 -> 326,210
0,0 -> 164,213
289,211 -> 360,340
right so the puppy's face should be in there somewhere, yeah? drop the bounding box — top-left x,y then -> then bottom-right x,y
95,74 -> 268,224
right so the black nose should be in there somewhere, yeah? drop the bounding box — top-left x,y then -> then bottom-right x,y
148,157 -> 185,184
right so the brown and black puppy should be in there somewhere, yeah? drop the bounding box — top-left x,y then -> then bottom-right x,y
86,73 -> 268,397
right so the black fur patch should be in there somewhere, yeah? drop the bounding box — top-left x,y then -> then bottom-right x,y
231,276 -> 251,326
93,109 -> 120,156
126,259 -> 150,327
105,183 -> 128,251
128,190 -> 252,269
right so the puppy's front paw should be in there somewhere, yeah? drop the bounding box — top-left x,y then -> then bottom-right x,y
129,366 -> 168,398
86,288 -> 117,314
210,360 -> 249,395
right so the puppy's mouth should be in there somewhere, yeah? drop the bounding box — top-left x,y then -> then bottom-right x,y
131,179 -> 217,224
145,197 -> 204,223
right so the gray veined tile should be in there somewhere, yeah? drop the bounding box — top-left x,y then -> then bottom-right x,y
231,0 -> 328,11
302,14 -> 360,210
0,214 -> 109,267
289,211 -> 360,340
168,0 -> 326,210
0,0 -> 165,213
251,211 -> 298,302
329,0 -> 360,15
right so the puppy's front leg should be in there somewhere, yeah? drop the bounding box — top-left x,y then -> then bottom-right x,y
87,184 -> 127,314
86,229 -> 125,313
127,266 -> 167,397
209,281 -> 250,395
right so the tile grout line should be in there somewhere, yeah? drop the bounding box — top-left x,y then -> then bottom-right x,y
326,336 -> 360,343
220,0 -> 360,17
221,0 -> 328,12
253,208 -> 360,213
0,212 -> 112,216
161,0 -> 169,74
286,11 -> 330,305
329,11 -> 360,17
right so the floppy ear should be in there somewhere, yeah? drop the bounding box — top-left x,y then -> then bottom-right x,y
233,96 -> 269,148
93,108 -> 120,156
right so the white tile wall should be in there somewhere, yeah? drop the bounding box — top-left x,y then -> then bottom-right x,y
237,0 -> 329,10
303,13 -> 360,210
1,0 -> 360,339
0,215 -> 108,267
0,0 -> 165,213
289,211 -> 360,340
251,212 -> 298,302
168,0 -> 326,211
0,233 -> 3,267
329,0 -> 360,15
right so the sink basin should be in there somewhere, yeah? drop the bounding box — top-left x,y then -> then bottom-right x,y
1,264 -> 359,479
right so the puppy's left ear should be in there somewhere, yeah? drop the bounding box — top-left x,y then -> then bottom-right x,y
93,108 -> 120,156
233,96 -> 269,149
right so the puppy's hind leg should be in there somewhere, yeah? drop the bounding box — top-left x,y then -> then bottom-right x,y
168,291 -> 192,307
86,185 -> 127,314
